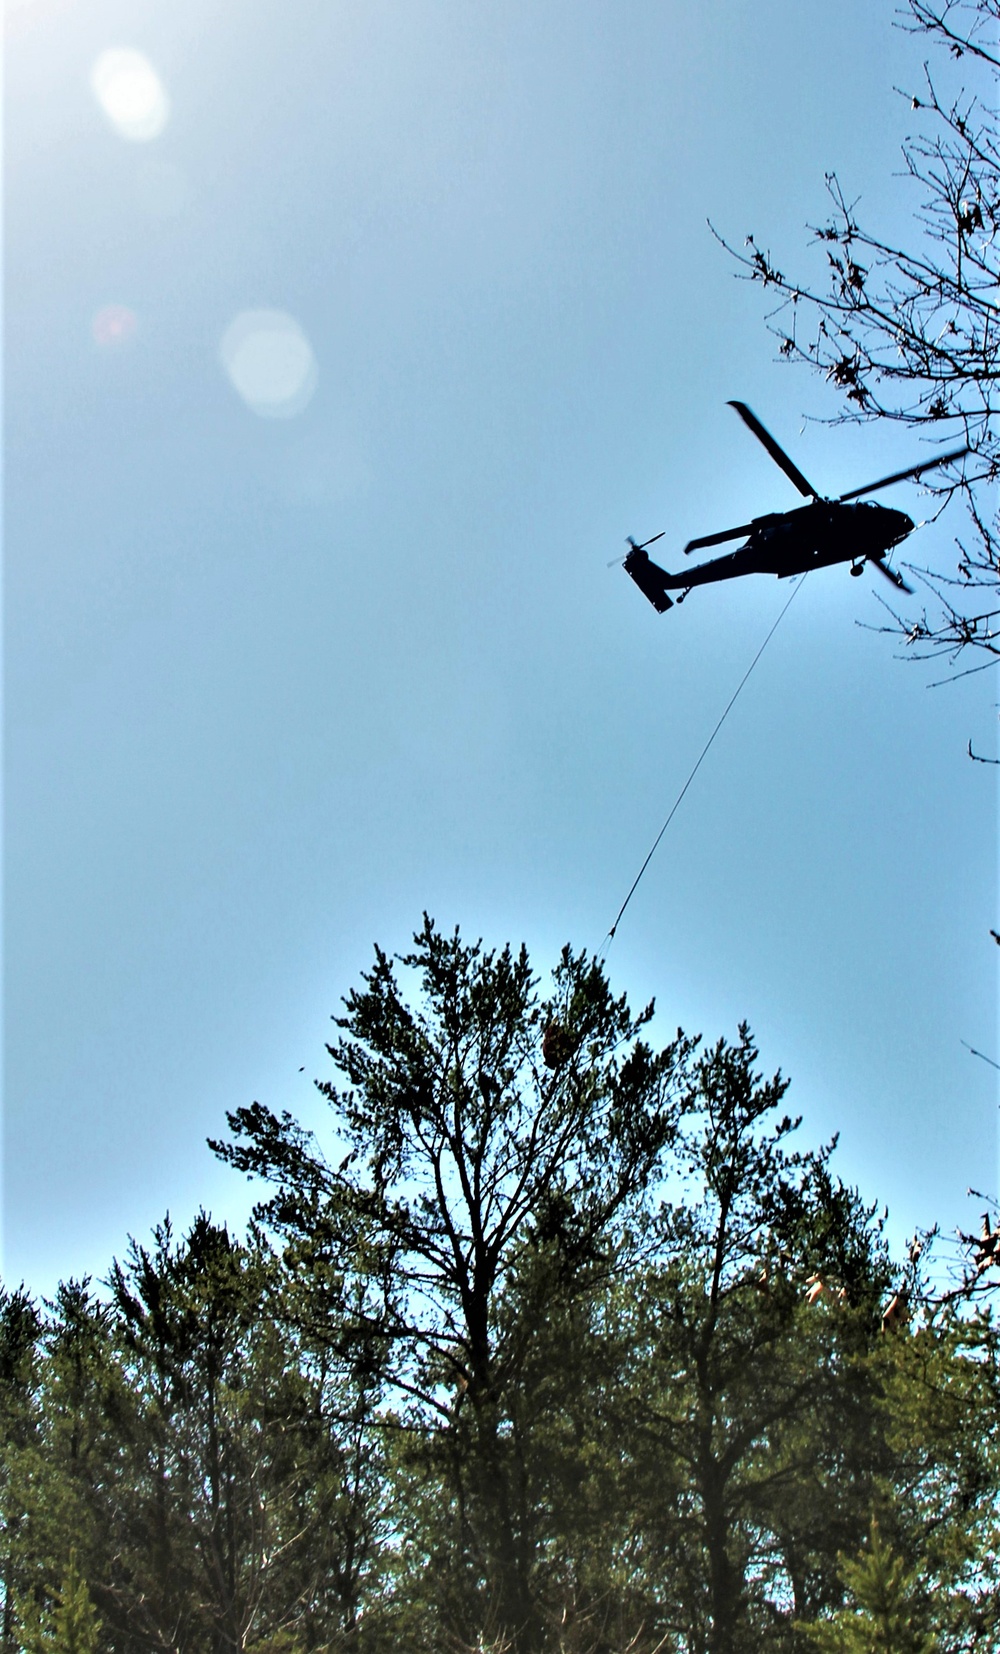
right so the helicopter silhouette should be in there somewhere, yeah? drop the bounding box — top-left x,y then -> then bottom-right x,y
624,401 -> 969,613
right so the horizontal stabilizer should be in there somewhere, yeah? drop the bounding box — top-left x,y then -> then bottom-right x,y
684,521 -> 755,554
624,545 -> 674,612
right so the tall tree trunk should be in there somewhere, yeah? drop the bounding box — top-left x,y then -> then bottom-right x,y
466,1335 -> 539,1654
703,1469 -> 737,1654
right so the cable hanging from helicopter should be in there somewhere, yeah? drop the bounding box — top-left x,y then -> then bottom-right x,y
603,404 -> 968,947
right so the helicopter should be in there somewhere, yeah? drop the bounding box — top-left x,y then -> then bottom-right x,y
624,401 -> 969,613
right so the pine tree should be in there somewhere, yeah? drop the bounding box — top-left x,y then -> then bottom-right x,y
212,918 -> 697,1653
17,1552 -> 100,1654
802,1522 -> 936,1654
619,1027 -> 895,1654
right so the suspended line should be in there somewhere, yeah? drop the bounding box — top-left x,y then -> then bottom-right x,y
962,1040 -> 1000,1073
606,576 -> 805,945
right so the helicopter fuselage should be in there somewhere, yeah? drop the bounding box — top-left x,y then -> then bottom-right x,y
624,499 -> 914,613
684,499 -> 914,585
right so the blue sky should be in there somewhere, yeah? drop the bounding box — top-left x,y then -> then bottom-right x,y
5,0 -> 996,1295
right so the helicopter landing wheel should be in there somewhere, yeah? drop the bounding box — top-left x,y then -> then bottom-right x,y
850,562 -> 864,577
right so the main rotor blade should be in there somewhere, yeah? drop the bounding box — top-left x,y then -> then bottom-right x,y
684,522 -> 755,555
838,446 -> 970,502
728,401 -> 817,498
869,557 -> 914,595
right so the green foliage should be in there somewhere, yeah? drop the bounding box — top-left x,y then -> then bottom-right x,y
213,919 -> 697,1651
17,1552 -> 100,1654
801,1522 -> 936,1654
6,923 -> 1000,1654
609,1028 -> 895,1654
872,1309 -> 1000,1652
0,1285 -> 43,1653
2,1221 -> 383,1654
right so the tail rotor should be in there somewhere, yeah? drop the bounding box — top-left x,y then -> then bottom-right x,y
610,530 -> 665,569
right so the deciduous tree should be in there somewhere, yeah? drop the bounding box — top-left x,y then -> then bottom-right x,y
720,0 -> 999,663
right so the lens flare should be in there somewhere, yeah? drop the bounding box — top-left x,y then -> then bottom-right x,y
92,305 -> 138,347
91,48 -> 170,142
219,311 -> 318,419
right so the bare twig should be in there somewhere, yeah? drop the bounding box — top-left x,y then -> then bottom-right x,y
715,0 -> 999,660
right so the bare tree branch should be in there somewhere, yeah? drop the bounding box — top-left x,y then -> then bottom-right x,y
715,0 -> 999,662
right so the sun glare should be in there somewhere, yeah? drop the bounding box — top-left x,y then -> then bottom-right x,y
219,311 -> 319,419
91,48 -> 170,142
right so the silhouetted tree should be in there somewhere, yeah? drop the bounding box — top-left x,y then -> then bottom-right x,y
871,1296 -> 1000,1652
2,1221 -> 383,1654
8,1281 -> 121,1643
615,1028 -> 895,1654
11,925 -> 1000,1654
101,1215 -> 380,1654
212,917 -> 696,1653
0,1286 -> 42,1654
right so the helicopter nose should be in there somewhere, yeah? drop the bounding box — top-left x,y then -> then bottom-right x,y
891,509 -> 915,542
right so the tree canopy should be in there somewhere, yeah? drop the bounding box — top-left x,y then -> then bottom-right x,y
4,920 -> 998,1654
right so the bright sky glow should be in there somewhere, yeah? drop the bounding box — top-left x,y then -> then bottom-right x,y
5,0 -> 996,1296
134,160 -> 191,221
219,311 -> 319,419
90,48 -> 170,142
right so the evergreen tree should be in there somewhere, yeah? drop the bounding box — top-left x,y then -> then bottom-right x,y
9,1280 -> 122,1647
4,1221 -> 384,1654
101,1213 -> 381,1654
212,918 -> 696,1653
17,1552 -> 101,1654
0,1287 -> 42,1654
618,1027 -> 894,1654
871,1300 -> 1000,1653
11,924 -> 1000,1654
802,1522 -> 936,1654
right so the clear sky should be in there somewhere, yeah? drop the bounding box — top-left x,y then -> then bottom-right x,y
5,0 -> 997,1296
